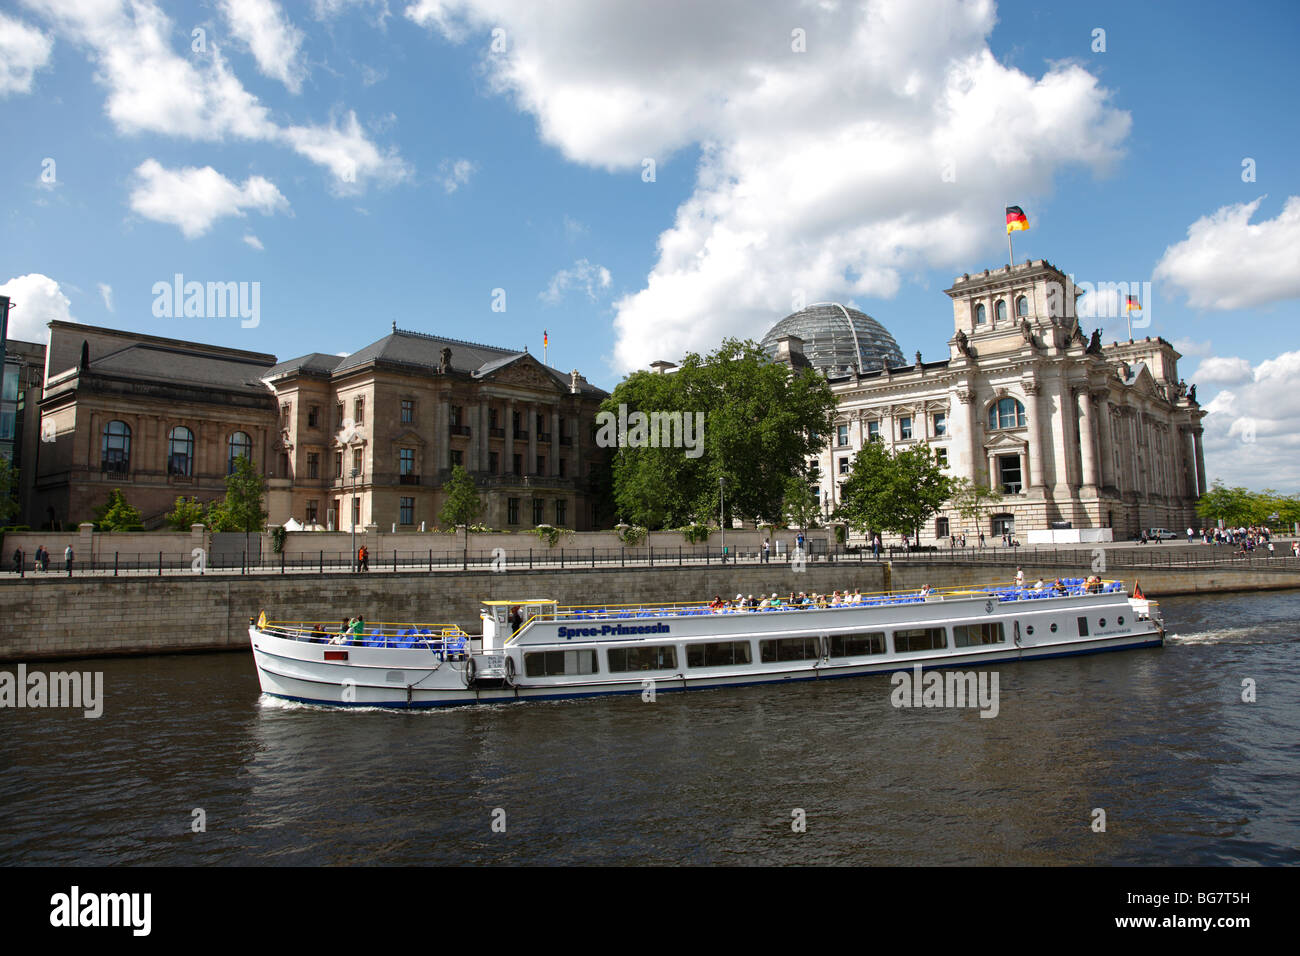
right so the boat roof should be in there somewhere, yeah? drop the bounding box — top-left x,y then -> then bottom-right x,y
482,599 -> 557,606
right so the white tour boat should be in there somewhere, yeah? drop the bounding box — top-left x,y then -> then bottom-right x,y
248,578 -> 1164,708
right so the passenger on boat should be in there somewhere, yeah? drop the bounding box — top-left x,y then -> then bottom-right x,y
919,584 -> 933,597
1033,578 -> 1045,591
709,594 -> 725,611
770,593 -> 783,608
348,616 -> 365,642
1052,578 -> 1068,595
1015,567 -> 1025,588
508,605 -> 523,632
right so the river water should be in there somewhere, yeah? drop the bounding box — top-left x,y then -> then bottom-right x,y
2,589 -> 1297,866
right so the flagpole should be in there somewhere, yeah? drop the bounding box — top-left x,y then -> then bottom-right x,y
1008,230 -> 1013,268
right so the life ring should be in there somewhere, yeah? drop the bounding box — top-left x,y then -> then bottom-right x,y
504,656 -> 517,685
464,657 -> 477,686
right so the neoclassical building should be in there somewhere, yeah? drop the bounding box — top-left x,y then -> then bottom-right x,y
34,320 -> 609,531
764,259 -> 1206,539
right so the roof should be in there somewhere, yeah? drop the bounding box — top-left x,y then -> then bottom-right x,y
85,342 -> 275,394
761,303 -> 905,377
266,352 -> 345,378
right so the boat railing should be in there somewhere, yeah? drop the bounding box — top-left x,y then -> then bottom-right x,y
257,620 -> 472,655
523,579 -> 1127,627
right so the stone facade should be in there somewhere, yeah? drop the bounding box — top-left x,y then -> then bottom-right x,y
793,260 -> 1206,540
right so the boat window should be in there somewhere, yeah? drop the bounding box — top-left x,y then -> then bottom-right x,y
829,632 -> 886,657
608,645 -> 678,672
686,641 -> 753,668
892,627 -> 948,653
524,649 -> 598,678
953,622 -> 1005,647
1077,616 -> 1089,636
760,637 -> 822,663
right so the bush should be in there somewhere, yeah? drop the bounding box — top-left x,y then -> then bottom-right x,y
615,523 -> 648,547
271,526 -> 288,553
532,524 -> 574,548
678,523 -> 712,544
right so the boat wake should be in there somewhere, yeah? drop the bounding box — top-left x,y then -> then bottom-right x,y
256,694 -> 457,716
1166,627 -> 1294,646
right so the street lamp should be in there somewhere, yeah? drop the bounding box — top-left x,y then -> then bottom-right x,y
719,476 -> 726,563
350,466 -> 360,571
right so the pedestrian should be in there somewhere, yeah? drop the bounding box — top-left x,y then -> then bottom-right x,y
11,547 -> 22,573
358,544 -> 369,572
64,544 -> 74,573
36,545 -> 48,572
978,532 -> 985,549
872,533 -> 881,559
762,539 -> 770,564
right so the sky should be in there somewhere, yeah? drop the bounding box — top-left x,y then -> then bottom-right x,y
2,0 -> 1298,491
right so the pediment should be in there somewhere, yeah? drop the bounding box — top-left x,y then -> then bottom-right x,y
478,355 -> 565,393
983,431 -> 1027,451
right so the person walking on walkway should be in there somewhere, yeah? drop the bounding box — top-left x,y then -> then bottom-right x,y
357,544 -> 369,572
64,545 -> 75,573
762,539 -> 770,564
11,547 -> 22,574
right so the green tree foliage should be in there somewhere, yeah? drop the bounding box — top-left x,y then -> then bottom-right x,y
439,464 -> 484,527
837,441 -> 952,539
1196,481 -> 1300,527
947,476 -> 1003,528
0,458 -> 18,525
220,455 -> 268,533
165,496 -> 207,530
782,475 -> 821,531
603,338 -> 836,528
93,488 -> 144,531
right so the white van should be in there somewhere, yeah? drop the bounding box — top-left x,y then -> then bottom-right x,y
1146,528 -> 1178,540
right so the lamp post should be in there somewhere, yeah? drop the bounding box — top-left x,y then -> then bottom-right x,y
719,476 -> 726,563
350,466 -> 359,571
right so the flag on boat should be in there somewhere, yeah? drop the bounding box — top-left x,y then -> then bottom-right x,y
1005,205 -> 1029,234
1133,582 -> 1145,599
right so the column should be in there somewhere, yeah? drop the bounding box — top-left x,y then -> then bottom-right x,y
1023,382 -> 1045,489
1048,373 -> 1072,490
1194,427 -> 1207,496
1077,389 -> 1099,490
527,403 -> 538,475
466,403 -> 480,471
504,399 -> 515,474
1182,428 -> 1197,498
550,408 -> 560,476
957,389 -> 979,484
436,399 -> 450,471
1097,395 -> 1115,489
570,401 -> 583,477
987,451 -> 999,492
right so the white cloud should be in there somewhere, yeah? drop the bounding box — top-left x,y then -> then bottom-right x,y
97,282 -> 114,312
1200,350 -> 1300,490
1154,196 -> 1300,310
1172,338 -> 1212,358
313,0 -> 391,24
541,258 -> 611,304
0,273 -> 75,341
243,233 -> 265,250
221,0 -> 308,93
407,0 -> 1131,373
0,12 -> 52,96
23,0 -> 406,192
436,157 -> 475,193
129,159 -> 289,238
562,215 -> 587,239
281,110 -> 411,193
1193,356 -> 1253,386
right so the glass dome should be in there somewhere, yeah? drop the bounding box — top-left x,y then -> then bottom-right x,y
760,303 -> 904,377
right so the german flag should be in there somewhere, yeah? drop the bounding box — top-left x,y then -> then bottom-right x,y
543,329 -> 549,347
1125,295 -> 1141,311
1005,205 -> 1029,234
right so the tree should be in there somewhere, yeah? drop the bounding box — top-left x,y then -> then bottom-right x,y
782,475 -> 821,532
439,464 -> 483,527
1195,481 -> 1257,527
604,338 -> 836,528
947,477 -> 1003,533
165,496 -> 207,530
221,455 -> 268,533
93,488 -> 144,531
0,458 -> 18,525
836,441 -> 951,541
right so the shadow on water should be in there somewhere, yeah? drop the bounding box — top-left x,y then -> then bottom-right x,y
2,589 -> 1298,865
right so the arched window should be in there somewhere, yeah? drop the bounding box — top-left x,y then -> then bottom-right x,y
102,421 -> 131,474
228,431 -> 252,474
168,426 -> 194,476
988,397 -> 1026,430
995,299 -> 1008,322
975,303 -> 987,325
1016,295 -> 1028,317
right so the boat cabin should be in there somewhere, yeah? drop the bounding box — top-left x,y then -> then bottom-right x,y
481,599 -> 558,650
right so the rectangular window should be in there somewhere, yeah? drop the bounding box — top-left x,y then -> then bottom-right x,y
0,410 -> 14,441
336,402 -> 344,429
513,454 -> 522,476
536,455 -> 545,475
352,448 -> 363,476
892,627 -> 948,653
1077,616 -> 1089,637
354,396 -> 364,424
489,451 -> 499,473
307,452 -> 319,479
555,499 -> 567,525
829,632 -> 887,658
399,447 -> 414,475
686,641 -> 753,668
953,622 -> 1006,647
998,455 -> 1022,494
900,416 -> 913,440
837,424 -> 849,446
450,405 -> 461,427
306,500 -> 318,524
507,498 -> 520,525
400,496 -> 414,525
933,413 -> 947,436
280,402 -> 291,423
401,400 -> 414,424
867,421 -> 881,442
760,636 -> 822,663
532,498 -> 544,525
838,457 -> 850,475
308,405 -> 320,428
607,645 -> 678,672
335,451 -> 343,478
935,448 -> 948,467
525,650 -> 598,678
451,449 -> 463,467
558,458 -> 567,478
351,497 -> 360,527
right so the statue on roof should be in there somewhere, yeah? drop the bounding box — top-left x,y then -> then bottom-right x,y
1020,319 -> 1035,346
439,347 -> 452,373
954,329 -> 970,357
915,350 -> 923,368
1087,329 -> 1102,354
1189,383 -> 1197,403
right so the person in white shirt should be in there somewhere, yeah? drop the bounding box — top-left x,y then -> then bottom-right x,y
1015,567 -> 1025,588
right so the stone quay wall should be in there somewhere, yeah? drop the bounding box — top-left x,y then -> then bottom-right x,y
0,560 -> 1295,663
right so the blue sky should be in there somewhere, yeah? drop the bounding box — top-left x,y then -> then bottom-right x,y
2,0 -> 1298,488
